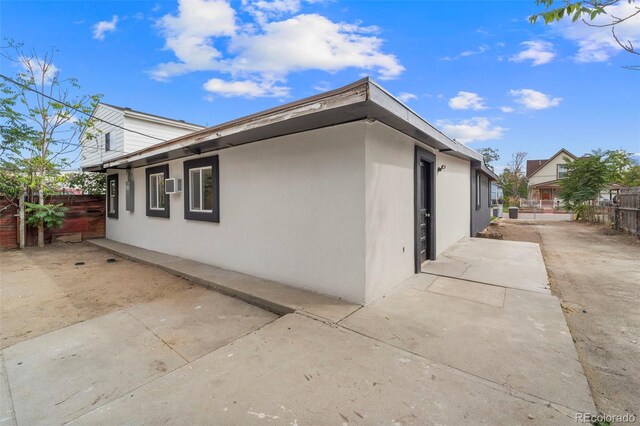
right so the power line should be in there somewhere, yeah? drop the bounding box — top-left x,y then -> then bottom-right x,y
0,73 -> 167,143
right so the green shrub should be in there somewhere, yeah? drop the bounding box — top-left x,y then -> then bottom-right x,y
24,202 -> 68,230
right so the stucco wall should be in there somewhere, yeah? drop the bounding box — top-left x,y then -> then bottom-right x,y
434,150 -> 472,257
107,122 -> 367,303
363,121 -> 471,303
364,122 -> 415,303
470,168 -> 491,236
529,154 -> 571,186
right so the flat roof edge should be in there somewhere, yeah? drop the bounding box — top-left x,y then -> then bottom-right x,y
102,77 -> 486,169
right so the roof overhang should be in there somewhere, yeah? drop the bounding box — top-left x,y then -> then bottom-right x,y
97,78 -> 484,171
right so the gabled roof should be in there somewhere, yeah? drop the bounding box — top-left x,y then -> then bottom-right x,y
100,103 -> 205,129
95,78 -> 486,171
526,148 -> 577,178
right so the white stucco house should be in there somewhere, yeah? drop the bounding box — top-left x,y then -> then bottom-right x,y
82,78 -> 497,305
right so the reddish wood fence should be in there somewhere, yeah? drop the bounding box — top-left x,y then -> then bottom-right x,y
0,195 -> 105,249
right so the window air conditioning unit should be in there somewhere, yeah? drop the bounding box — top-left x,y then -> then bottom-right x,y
165,178 -> 182,194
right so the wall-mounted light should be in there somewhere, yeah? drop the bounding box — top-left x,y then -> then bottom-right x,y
437,165 -> 447,172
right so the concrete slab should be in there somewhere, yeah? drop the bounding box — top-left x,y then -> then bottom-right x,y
125,287 -> 277,361
88,239 -> 359,323
427,276 -> 505,307
340,275 -> 595,413
72,314 -> 577,425
3,310 -> 187,425
422,238 -> 551,294
0,352 -> 16,426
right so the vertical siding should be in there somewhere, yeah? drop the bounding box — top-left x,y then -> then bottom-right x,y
80,105 -> 125,168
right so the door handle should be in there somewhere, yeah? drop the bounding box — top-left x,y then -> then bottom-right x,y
425,213 -> 431,218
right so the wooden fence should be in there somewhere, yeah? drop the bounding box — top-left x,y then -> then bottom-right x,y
0,195 -> 105,249
610,187 -> 640,236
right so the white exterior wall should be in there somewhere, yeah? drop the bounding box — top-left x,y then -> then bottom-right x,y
364,122 -> 415,302
80,105 -> 125,168
434,153 -> 471,256
123,116 -> 202,153
107,122 -> 367,303
529,154 -> 571,186
363,122 -> 471,303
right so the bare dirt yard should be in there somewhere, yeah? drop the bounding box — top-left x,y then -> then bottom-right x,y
494,219 -> 640,419
0,242 -> 193,349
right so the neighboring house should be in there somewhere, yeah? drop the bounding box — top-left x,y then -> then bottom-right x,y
85,78 -> 497,305
80,103 -> 205,170
526,148 -> 578,201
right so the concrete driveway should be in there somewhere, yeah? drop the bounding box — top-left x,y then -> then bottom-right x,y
1,239 -> 595,425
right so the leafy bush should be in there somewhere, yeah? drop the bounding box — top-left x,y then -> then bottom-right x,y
24,202 -> 68,230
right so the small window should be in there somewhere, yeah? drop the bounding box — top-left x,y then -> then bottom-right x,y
476,173 -> 482,210
105,133 -> 111,152
557,164 -> 568,179
149,173 -> 165,210
184,156 -> 219,222
189,167 -> 213,212
107,174 -> 118,218
146,164 -> 170,218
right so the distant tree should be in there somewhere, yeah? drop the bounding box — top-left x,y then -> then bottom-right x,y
1,41 -> 101,247
529,0 -> 640,70
477,147 -> 500,171
622,164 -> 640,186
560,149 -> 637,221
498,152 -> 528,203
63,172 -> 106,195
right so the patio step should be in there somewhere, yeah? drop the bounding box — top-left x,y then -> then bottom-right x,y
86,239 -> 360,323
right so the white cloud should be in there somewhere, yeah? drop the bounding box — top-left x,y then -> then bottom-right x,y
203,78 -> 289,97
448,91 -> 487,110
500,106 -> 514,113
397,92 -> 417,103
436,117 -> 506,144
228,14 -> 403,80
151,0 -> 403,96
442,45 -> 489,61
509,89 -> 562,110
509,41 -> 555,66
152,0 -> 236,80
460,44 -> 489,57
93,15 -> 119,41
557,2 -> 640,62
242,0 -> 304,25
19,57 -> 59,85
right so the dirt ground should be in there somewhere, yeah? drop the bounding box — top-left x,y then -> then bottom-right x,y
495,219 -> 640,419
0,242 -> 194,349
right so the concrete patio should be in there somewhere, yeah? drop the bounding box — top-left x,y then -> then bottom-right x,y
1,238 -> 595,425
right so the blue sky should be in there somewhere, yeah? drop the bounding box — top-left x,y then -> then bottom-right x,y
1,0 -> 639,170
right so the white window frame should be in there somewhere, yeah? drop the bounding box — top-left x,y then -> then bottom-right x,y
189,166 -> 213,213
557,164 -> 568,179
149,172 -> 165,210
108,179 -> 117,214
